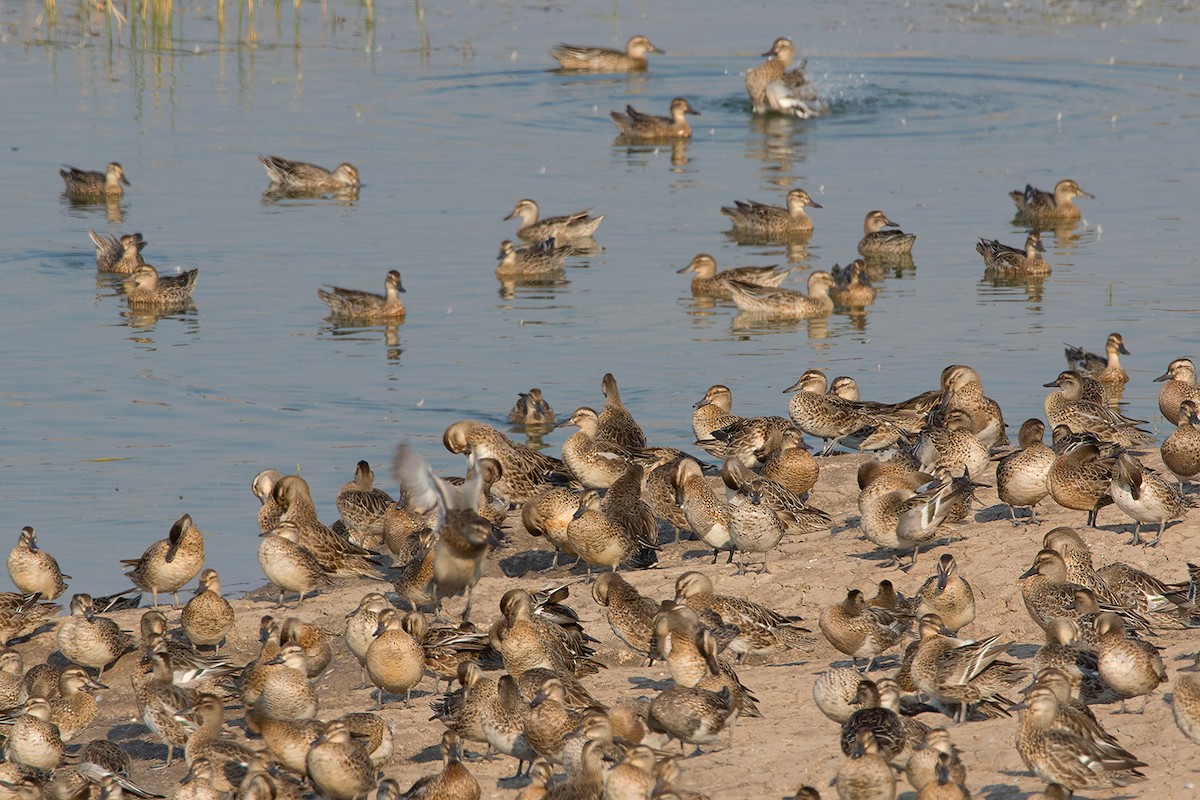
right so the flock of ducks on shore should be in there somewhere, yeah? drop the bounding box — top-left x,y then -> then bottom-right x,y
3,347 -> 1200,799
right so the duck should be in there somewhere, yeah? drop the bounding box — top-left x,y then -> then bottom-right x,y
392,444 -> 496,621
676,253 -> 790,298
911,409 -> 990,478
934,364 -> 1008,448
398,731 -> 480,800
858,211 -> 916,257
46,666 -> 103,740
89,230 -> 146,273
55,594 -> 133,679
1109,452 -> 1192,546
138,610 -> 237,687
784,369 -> 876,455
760,427 -> 820,496
671,457 -> 733,563
1043,370 -> 1150,447
7,527 -> 69,600
509,388 -> 557,427
830,260 -> 878,307
727,270 -> 834,318
1162,399 -> 1200,485
975,231 -> 1048,275
175,757 -> 221,800
496,239 -> 572,278
647,684 -> 734,755
258,155 -> 360,193
345,592 -> 392,686
609,97 -> 698,140
365,609 -> 428,707
6,697 -> 65,770
721,470 -> 786,575
317,270 -> 405,322
744,37 -> 824,118
442,420 -> 564,505
557,407 -> 629,489
720,188 -> 821,236
910,614 -> 1024,723
1154,357 -> 1200,424
1172,654 -> 1200,744
430,660 -> 498,751
905,729 -> 966,793
257,520 -> 334,606
271,475 -> 383,577
254,644 -> 319,721
1046,435 -> 1116,527
133,651 -> 195,768
590,573 -> 659,660
334,460 -> 394,545
123,264 -> 199,308
857,469 -> 963,563
674,571 -> 807,660
1093,612 -> 1165,713
834,728 -> 897,800
914,554 -> 975,635
505,198 -> 604,242
697,414 -> 795,466
838,680 -> 906,767
180,568 -> 234,652
596,373 -> 646,450
121,514 -> 205,608
279,617 -> 333,678
304,720 -> 374,800
813,667 -> 868,723
252,469 -> 285,533
1009,179 -> 1093,222
1014,683 -> 1145,792
565,489 -> 653,576
995,418 -> 1055,523
184,693 -> 264,793
481,674 -> 538,778
524,676 -> 583,764
691,384 -> 740,442
818,589 -> 908,671
550,35 -> 660,72
60,162 -> 128,198
1065,333 -> 1129,389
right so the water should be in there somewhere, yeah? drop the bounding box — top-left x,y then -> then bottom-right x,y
2,0 -> 1200,595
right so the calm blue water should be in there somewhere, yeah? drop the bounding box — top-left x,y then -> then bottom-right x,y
2,0 -> 1199,594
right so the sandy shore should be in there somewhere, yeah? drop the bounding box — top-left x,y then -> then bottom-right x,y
14,447 -> 1200,800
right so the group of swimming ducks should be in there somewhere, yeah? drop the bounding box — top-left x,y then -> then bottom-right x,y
3,341 -> 1200,799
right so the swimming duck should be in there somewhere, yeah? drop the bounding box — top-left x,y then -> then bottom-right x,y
7,527 -> 69,600
975,231 -> 1048,275
830,260 -> 878,307
858,211 -> 916,257
258,155 -> 360,193
496,239 -> 572,278
89,230 -> 146,274
677,254 -> 790,298
744,38 -> 824,118
1154,357 -> 1200,424
509,388 -> 557,427
609,98 -> 698,140
1064,333 -> 1129,390
720,188 -> 822,236
317,270 -> 406,322
550,34 -> 660,72
123,264 -> 199,308
727,270 -> 834,318
1009,179 -> 1093,222
505,198 -> 604,243
60,162 -> 129,198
